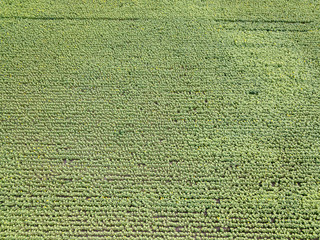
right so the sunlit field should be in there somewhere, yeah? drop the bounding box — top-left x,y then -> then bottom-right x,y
1,0 -> 319,239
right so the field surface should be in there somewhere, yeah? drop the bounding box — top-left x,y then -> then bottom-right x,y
1,0 -> 320,239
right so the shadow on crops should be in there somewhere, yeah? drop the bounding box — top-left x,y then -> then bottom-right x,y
225,27 -> 310,32
0,16 -> 313,24
212,18 -> 312,24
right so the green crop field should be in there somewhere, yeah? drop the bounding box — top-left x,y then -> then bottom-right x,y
0,0 -> 320,239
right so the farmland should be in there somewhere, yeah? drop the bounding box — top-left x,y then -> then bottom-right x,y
0,0 -> 320,239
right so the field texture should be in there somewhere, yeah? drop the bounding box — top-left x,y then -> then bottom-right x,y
1,0 -> 320,239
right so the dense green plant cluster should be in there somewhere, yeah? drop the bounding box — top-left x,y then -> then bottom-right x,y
0,0 -> 319,239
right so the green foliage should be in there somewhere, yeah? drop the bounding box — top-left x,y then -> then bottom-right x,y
0,0 -> 319,239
